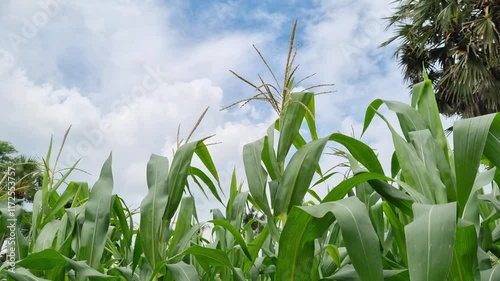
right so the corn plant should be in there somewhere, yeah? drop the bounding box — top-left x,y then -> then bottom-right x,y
1,80 -> 500,281
271,74 -> 500,280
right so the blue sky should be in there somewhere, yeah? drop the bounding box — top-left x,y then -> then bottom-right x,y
1,0 -> 452,220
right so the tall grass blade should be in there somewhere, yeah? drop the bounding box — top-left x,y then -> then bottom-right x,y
167,197 -> 195,259
44,181 -> 80,222
163,140 -> 205,221
454,114 -> 496,214
322,173 -> 413,216
405,203 -> 456,281
243,138 -> 270,215
166,262 -> 201,281
483,114 -> 500,170
140,154 -> 169,267
211,219 -> 252,260
305,95 -> 318,140
273,137 -> 328,215
448,220 -> 479,281
329,133 -> 384,175
411,78 -> 449,155
78,153 -> 114,269
277,92 -> 313,163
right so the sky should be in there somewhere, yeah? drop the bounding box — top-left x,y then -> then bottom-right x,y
0,0 -> 457,221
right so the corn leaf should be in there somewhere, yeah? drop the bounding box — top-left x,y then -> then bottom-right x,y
78,153 -> 114,269
405,202 -> 456,281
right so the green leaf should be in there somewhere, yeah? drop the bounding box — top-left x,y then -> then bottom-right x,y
391,152 -> 400,178
107,267 -> 140,280
189,167 -> 223,204
329,133 -> 384,175
5,268 -> 52,281
66,259 -> 120,280
30,190 -> 43,250
44,181 -> 80,222
195,142 -> 220,185
112,196 -> 133,252
167,197 -> 195,259
382,100 -> 430,141
132,231 -> 143,274
463,168 -> 497,231
168,225 -> 201,264
370,203 -> 385,245
276,197 -> 383,281
277,92 -> 313,162
229,191 -> 248,229
455,114 -> 497,214
405,203 -> 457,281
449,220 -> 480,281
323,172 -> 413,216
408,130 -> 448,203
324,245 -> 341,268
226,169 -> 238,221
305,94 -> 318,140
243,138 -> 271,215
383,202 -> 408,266
375,111 -> 435,202
274,137 -> 328,215
78,153 -> 114,269
140,153 -> 169,267
49,159 -> 80,194
483,114 -> 500,172
262,131 -> 280,181
244,225 -> 269,273
411,78 -> 449,155
326,265 -> 407,281
166,262 -> 201,281
211,219 -> 252,261
179,245 -> 233,269
41,137 -> 53,215
163,141 -> 203,221
34,220 -> 59,252
362,99 -> 384,136
17,249 -> 69,270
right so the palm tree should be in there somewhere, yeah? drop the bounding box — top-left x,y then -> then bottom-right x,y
0,141 -> 42,202
10,155 -> 43,202
0,141 -> 17,166
383,0 -> 500,117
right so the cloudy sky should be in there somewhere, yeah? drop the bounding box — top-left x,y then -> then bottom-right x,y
0,0 -> 456,220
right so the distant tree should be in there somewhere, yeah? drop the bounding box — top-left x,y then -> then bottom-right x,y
383,0 -> 500,117
0,141 -> 42,202
0,141 -> 17,166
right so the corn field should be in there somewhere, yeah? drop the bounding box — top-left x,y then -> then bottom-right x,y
1,65 -> 500,280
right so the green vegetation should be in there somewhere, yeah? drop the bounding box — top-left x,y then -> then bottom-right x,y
2,20 -> 500,281
0,141 -> 42,202
0,70 -> 499,280
383,0 -> 500,117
